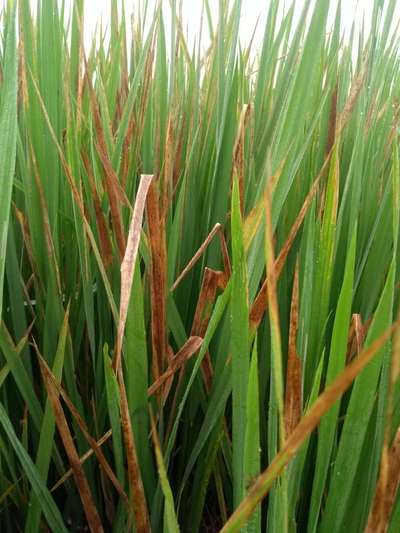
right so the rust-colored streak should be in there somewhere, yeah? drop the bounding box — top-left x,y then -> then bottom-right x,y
83,59 -> 129,259
51,430 -> 113,492
39,358 -> 105,533
191,268 -> 228,391
81,150 -> 113,267
336,61 -> 367,138
284,263 -> 302,436
366,323 -> 400,533
146,180 -> 168,381
38,355 -> 128,505
326,83 -> 338,157
366,426 -> 400,533
165,268 -> 227,436
162,116 -> 175,219
346,314 -> 371,362
121,114 -> 136,189
249,158 -> 327,331
147,336 -> 203,397
173,116 -> 185,189
249,66 -> 366,332
118,366 -> 151,533
220,319 -> 400,533
232,104 -> 252,215
191,268 -> 228,337
171,223 -> 231,292
386,429 -> 400,524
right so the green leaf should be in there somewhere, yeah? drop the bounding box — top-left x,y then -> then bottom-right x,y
0,1 -> 17,318
25,307 -> 69,532
243,338 -> 260,533
321,260 -> 396,533
308,227 -> 357,533
231,175 -> 250,507
0,403 -> 67,532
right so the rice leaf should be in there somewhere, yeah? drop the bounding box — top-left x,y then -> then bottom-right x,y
0,1 -> 17,318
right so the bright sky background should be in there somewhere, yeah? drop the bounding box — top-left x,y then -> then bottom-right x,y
2,1 -> 399,53
75,0 -> 386,43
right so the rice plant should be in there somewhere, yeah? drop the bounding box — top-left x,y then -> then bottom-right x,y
0,0 -> 400,531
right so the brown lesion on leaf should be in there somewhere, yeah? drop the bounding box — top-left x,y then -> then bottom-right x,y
146,178 -> 168,382
284,261 -> 302,437
346,313 -> 371,362
232,103 -> 252,216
